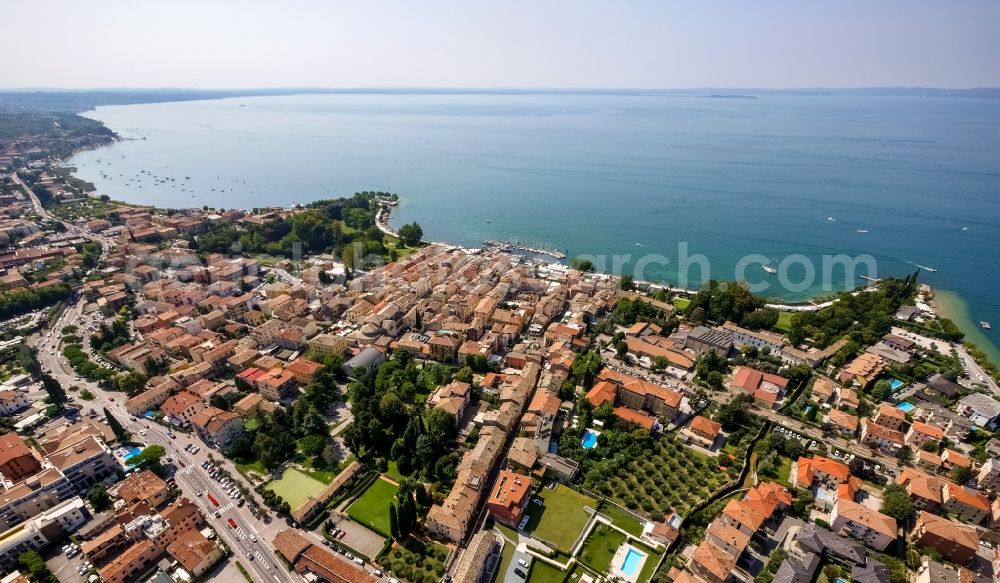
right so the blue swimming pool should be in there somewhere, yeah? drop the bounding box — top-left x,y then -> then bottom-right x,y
896,402 -> 915,413
581,429 -> 600,449
620,548 -> 644,577
122,447 -> 142,464
889,379 -> 904,391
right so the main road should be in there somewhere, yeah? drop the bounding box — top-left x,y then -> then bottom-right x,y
31,292 -> 292,583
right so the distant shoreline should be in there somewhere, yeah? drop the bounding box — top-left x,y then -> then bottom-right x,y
5,85 -> 1000,114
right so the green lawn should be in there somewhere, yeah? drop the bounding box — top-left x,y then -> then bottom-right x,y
766,456 -> 793,488
774,311 -> 794,333
598,501 -> 645,537
386,460 -> 412,482
493,537 -> 517,583
672,298 -> 690,310
637,543 -> 664,583
527,561 -> 567,583
578,524 -> 627,573
347,478 -> 400,536
565,564 -> 599,583
265,468 -> 327,510
494,522 -> 519,544
301,455 -> 353,485
524,484 -> 596,553
235,459 -> 267,477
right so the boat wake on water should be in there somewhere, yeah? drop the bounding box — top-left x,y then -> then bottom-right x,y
904,260 -> 938,273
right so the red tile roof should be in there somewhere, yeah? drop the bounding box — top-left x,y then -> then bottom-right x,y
585,380 -> 617,407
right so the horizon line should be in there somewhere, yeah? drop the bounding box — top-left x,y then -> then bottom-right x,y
2,85 -> 1000,93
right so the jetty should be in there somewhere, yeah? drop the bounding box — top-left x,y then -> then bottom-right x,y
375,200 -> 399,238
483,239 -> 567,260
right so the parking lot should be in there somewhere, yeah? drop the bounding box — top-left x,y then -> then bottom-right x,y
324,515 -> 387,559
45,541 -> 95,582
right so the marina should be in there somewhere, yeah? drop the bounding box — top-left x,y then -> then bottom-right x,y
483,240 -> 567,260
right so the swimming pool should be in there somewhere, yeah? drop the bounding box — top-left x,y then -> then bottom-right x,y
581,429 -> 600,449
889,379 -> 904,391
620,548 -> 644,577
121,447 -> 143,465
896,401 -> 915,413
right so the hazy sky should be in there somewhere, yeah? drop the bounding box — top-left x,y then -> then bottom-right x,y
5,0 -> 998,89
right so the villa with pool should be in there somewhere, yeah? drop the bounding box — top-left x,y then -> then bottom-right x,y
610,543 -> 649,583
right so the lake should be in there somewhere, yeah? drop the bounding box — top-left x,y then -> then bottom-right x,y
67,92 -> 1000,360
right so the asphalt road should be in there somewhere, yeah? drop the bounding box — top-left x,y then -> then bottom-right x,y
31,293 -> 291,583
752,407 -> 900,475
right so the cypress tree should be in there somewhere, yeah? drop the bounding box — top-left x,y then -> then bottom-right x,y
104,407 -> 130,443
402,491 -> 418,535
396,496 -> 411,537
388,503 -> 400,540
415,483 -> 430,510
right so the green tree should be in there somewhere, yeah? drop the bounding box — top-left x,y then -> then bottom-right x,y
396,494 -> 412,537
113,371 -> 147,395
571,350 -> 603,387
18,549 -> 57,583
389,502 -> 401,540
341,244 -> 357,275
870,379 -> 893,402
300,434 -> 327,458
87,483 -> 110,511
41,372 -> 67,409
130,445 -> 166,472
103,407 -> 130,443
742,308 -> 780,331
951,465 -> 974,485
397,222 -> 424,247
570,257 -> 594,272
880,484 -> 916,520
415,483 -> 430,509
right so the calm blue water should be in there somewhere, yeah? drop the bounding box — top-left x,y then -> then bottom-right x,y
620,547 -> 644,576
896,402 -> 915,413
581,428 -> 600,449
68,93 -> 1000,347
